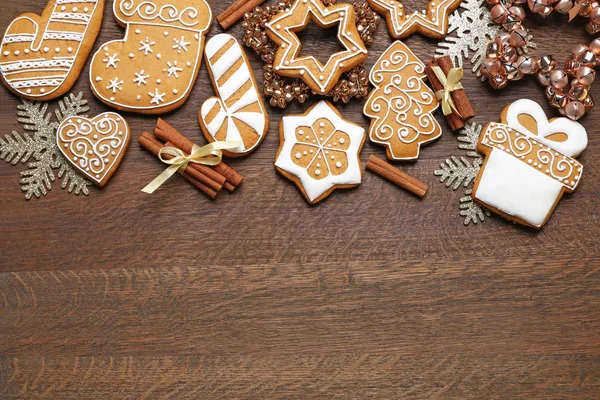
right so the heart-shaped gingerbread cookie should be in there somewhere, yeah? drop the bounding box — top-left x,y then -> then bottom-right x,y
57,112 -> 130,187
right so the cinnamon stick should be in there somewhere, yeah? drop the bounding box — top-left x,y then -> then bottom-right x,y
154,119 -> 244,189
366,155 -> 428,198
139,132 -> 219,199
425,58 -> 464,131
437,56 -> 476,121
218,0 -> 266,30
163,141 -> 224,193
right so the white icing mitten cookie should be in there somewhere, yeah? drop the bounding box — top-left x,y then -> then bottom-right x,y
199,34 -> 269,157
89,0 -> 212,114
0,0 -> 104,100
472,99 -> 588,229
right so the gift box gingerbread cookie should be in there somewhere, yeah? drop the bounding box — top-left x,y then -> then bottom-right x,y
89,0 -> 212,114
472,99 -> 588,229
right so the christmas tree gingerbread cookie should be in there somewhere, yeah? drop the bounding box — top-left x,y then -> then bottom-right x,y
364,41 -> 442,161
199,34 -> 269,157
275,101 -> 366,204
0,0 -> 105,100
89,0 -> 212,114
265,0 -> 368,94
472,99 -> 588,229
57,112 -> 130,187
367,0 -> 462,39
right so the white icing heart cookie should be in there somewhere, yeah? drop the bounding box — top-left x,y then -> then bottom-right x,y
199,34 -> 269,157
89,0 -> 212,114
57,112 -> 130,187
472,99 -> 587,229
0,0 -> 105,100
275,101 -> 366,204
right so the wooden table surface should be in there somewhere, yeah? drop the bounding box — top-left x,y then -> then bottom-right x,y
1,0 -> 599,398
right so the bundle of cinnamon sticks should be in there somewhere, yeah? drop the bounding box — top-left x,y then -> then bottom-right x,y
139,119 -> 244,199
425,56 -> 476,131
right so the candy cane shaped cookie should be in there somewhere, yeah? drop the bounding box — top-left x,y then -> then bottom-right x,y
199,34 -> 269,157
0,0 -> 104,100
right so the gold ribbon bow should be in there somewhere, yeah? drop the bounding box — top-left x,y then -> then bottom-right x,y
569,0 -> 584,21
432,65 -> 464,117
141,140 -> 242,194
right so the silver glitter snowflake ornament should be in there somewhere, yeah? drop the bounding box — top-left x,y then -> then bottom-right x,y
434,122 -> 490,226
436,0 -> 535,78
0,92 -> 91,200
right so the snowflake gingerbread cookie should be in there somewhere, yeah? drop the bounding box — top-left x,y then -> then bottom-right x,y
364,41 -> 442,161
472,99 -> 588,229
265,0 -> 368,94
367,0 -> 463,39
89,0 -> 212,114
275,100 -> 366,204
0,0 -> 104,100
57,112 -> 130,187
199,34 -> 269,157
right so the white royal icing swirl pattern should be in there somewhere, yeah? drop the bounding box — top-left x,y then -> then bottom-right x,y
364,41 -> 441,160
57,112 -> 129,184
119,0 -> 200,27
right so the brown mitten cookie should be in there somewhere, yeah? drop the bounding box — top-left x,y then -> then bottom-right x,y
89,0 -> 212,114
0,0 -> 104,100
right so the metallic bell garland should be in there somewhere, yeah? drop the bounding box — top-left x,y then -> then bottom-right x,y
482,0 -> 600,120
241,0 -> 380,108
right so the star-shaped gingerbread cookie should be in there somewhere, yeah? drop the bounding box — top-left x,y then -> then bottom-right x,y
275,100 -> 365,204
265,0 -> 368,94
367,0 -> 463,39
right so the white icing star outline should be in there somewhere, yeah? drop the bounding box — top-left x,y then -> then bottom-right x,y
265,0 -> 368,94
367,0 -> 462,39
275,101 -> 365,203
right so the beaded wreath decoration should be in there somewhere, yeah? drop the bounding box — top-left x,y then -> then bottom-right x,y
242,0 -> 381,108
482,0 -> 600,120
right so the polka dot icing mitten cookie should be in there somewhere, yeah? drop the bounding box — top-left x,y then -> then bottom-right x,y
199,34 -> 269,157
0,0 -> 105,100
472,99 -> 588,229
57,112 -> 130,187
275,100 -> 366,204
89,0 -> 212,114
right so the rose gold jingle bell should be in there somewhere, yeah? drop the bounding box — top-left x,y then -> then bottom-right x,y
516,55 -> 539,74
550,69 -> 569,89
564,100 -> 585,120
539,55 -> 556,73
576,65 -> 596,85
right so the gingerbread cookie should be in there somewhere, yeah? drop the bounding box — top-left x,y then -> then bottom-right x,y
367,0 -> 462,39
57,112 -> 130,187
0,0 -> 104,100
199,34 -> 269,158
472,99 -> 588,229
89,0 -> 212,114
364,41 -> 442,161
265,0 -> 368,94
275,100 -> 365,204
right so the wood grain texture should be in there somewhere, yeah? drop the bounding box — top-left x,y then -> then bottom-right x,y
0,0 -> 599,398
